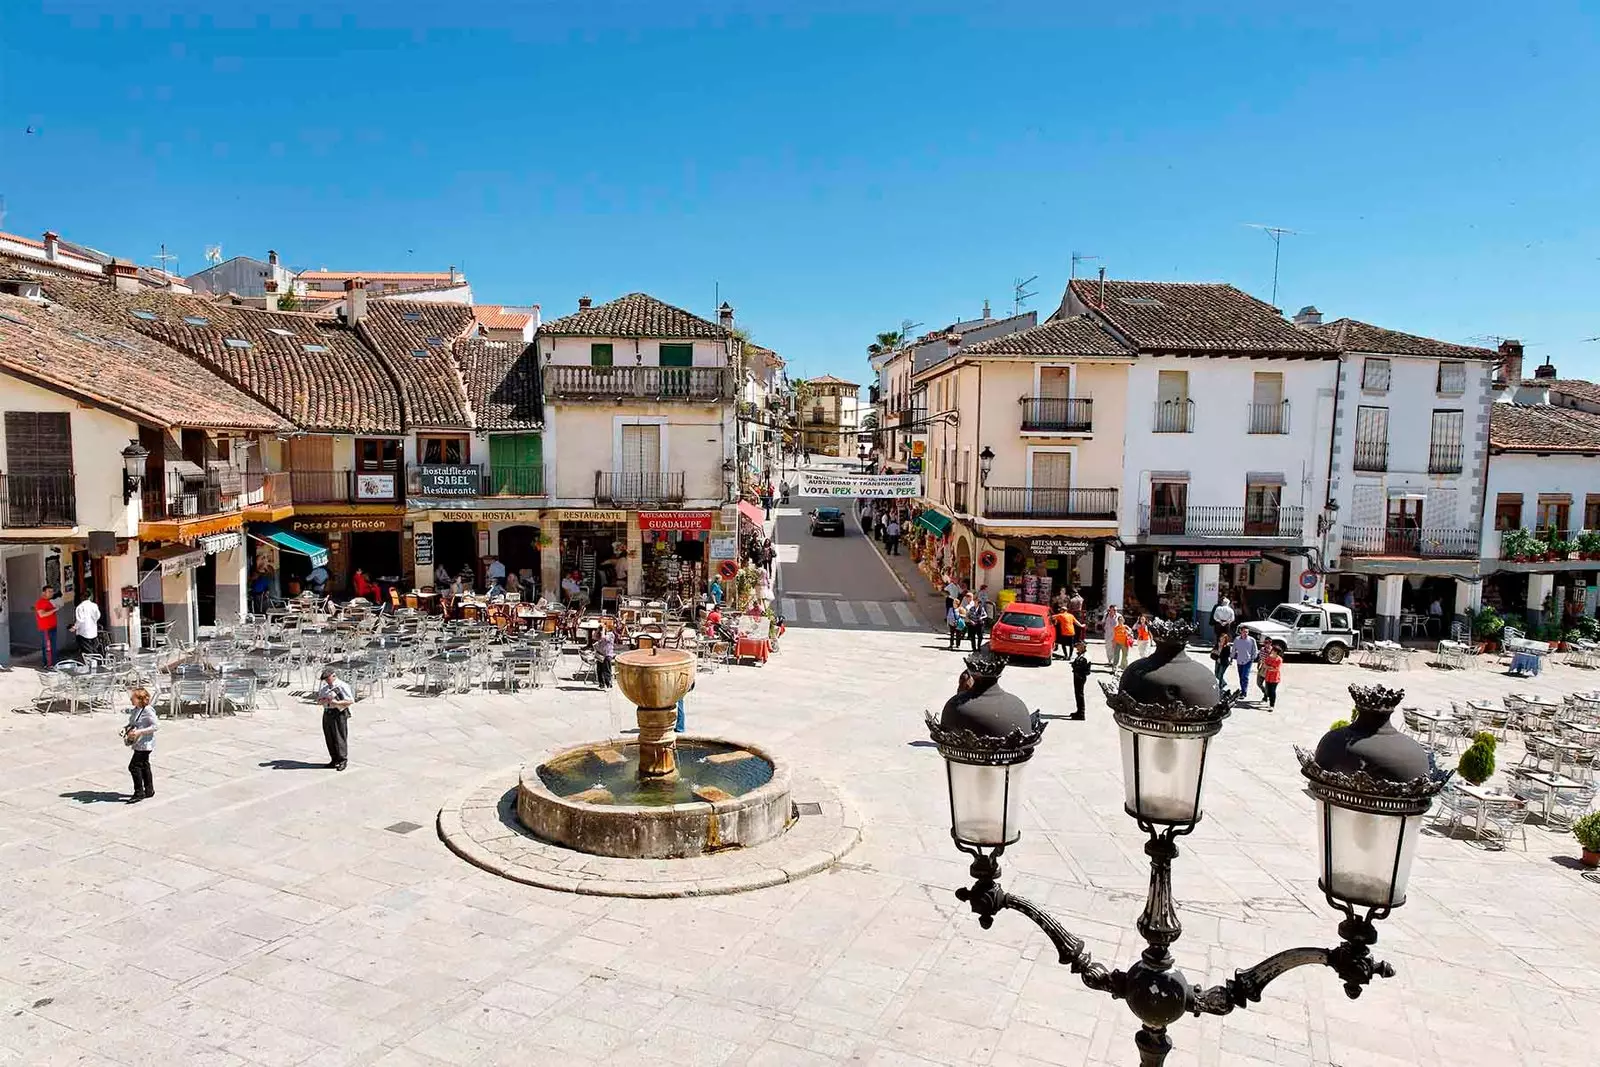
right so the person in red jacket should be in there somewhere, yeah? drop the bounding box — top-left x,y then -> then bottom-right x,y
34,584 -> 58,667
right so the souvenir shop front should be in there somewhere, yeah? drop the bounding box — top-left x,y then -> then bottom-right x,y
639,510 -> 714,600
1123,548 -> 1292,625
995,535 -> 1110,610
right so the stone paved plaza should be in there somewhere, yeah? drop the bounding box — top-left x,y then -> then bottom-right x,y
2,630 -> 1597,1067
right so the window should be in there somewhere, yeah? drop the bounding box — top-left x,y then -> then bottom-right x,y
130,309 -> 158,321
590,343 -> 613,367
224,338 -> 251,349
1494,493 -> 1523,531
1361,358 -> 1390,392
419,435 -> 468,465
303,344 -> 329,353
356,439 -> 400,471
1427,410 -> 1464,474
488,434 -> 543,495
1536,496 -> 1571,537
1586,494 -> 1600,532
410,349 -> 428,359
402,311 -> 422,322
1353,406 -> 1389,471
182,315 -> 209,326
1437,361 -> 1466,395
267,327 -> 294,337
1149,479 -> 1188,534
1245,481 -> 1284,534
659,343 -> 693,368
620,424 -> 661,473
1155,370 -> 1191,432
3,412 -> 74,526
1249,372 -> 1286,433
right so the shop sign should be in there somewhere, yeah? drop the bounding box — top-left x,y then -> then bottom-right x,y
709,536 -> 737,560
354,473 -> 397,501
797,471 -> 920,498
432,510 -> 542,523
639,511 -> 714,531
416,465 -> 479,496
1029,537 -> 1090,556
911,440 -> 926,457
158,548 -> 205,576
1175,549 -> 1263,564
548,509 -> 627,523
290,516 -> 403,533
414,532 -> 433,565
907,457 -> 923,475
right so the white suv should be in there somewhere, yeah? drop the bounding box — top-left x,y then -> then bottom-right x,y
1240,603 -> 1358,664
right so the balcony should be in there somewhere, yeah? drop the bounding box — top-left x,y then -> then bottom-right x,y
1137,504 -> 1305,540
1427,446 -> 1464,475
291,467 -> 405,505
142,482 -> 231,522
543,365 -> 728,401
984,486 -> 1118,520
243,470 -> 291,509
1247,400 -> 1290,435
1343,526 -> 1477,559
952,481 -> 968,514
1020,397 -> 1094,433
1153,399 -> 1194,433
595,470 -> 686,506
1,472 -> 76,527
1352,439 -> 1388,472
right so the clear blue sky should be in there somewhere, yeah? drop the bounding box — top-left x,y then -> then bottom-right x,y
3,2 -> 1598,380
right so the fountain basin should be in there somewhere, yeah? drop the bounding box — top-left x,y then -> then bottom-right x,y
517,736 -> 793,859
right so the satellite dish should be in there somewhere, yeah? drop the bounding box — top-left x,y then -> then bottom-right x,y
205,245 -> 223,265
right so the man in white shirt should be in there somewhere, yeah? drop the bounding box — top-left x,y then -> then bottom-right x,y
1211,596 -> 1235,638
315,668 -> 356,770
485,556 -> 507,583
73,592 -> 102,656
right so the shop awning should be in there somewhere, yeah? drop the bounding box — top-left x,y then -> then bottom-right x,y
145,544 -> 206,577
915,510 -> 953,537
252,527 -> 330,568
737,500 -> 765,526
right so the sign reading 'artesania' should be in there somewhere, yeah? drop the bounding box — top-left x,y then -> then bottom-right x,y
797,472 -> 921,498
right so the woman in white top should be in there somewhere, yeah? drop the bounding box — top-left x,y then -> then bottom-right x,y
123,685 -> 158,802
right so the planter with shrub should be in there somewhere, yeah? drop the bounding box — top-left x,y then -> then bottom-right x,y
1573,811 -> 1600,868
1457,734 -> 1496,786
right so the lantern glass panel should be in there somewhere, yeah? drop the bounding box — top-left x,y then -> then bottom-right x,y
1316,799 -> 1425,908
1119,727 -> 1210,824
947,759 -> 1029,847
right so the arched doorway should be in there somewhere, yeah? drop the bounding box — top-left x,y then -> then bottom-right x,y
955,535 -> 972,585
497,525 -> 542,586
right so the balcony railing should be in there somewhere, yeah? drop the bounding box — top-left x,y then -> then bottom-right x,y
1247,400 -> 1290,434
404,464 -> 547,498
1352,439 -> 1388,472
292,467 -> 405,505
1428,446 -> 1464,475
1153,399 -> 1194,433
1342,526 -> 1477,559
543,365 -> 728,401
596,470 -> 686,506
1020,397 -> 1094,433
1,472 -> 76,527
142,483 -> 230,522
1137,504 -> 1305,539
243,470 -> 291,509
952,481 -> 968,514
985,486 -> 1118,520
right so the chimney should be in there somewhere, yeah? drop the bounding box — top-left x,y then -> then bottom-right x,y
42,231 -> 59,262
1498,339 -> 1524,384
267,249 -> 279,269
981,299 -> 992,319
105,258 -> 140,294
718,301 -> 734,329
578,295 -> 593,311
1097,266 -> 1107,308
264,280 -> 279,308
449,265 -> 457,286
345,277 -> 368,325
1534,358 -> 1558,380
1292,305 -> 1322,326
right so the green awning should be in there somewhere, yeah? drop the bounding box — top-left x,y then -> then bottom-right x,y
253,527 -> 330,568
915,510 -> 952,537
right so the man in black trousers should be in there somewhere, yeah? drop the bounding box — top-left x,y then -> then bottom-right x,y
1071,643 -> 1090,720
315,668 -> 355,770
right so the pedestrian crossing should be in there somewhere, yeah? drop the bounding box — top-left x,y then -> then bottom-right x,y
780,596 -> 925,632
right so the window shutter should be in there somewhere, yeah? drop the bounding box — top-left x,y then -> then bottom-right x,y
4,412 -> 72,473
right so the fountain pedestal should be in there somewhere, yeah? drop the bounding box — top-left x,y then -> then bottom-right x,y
614,647 -> 695,779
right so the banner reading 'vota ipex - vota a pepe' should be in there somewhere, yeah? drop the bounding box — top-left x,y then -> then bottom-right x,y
796,472 -> 922,498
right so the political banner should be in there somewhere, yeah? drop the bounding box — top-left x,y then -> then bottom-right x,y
797,472 -> 921,499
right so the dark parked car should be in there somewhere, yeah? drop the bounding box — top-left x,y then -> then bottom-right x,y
810,507 -> 846,536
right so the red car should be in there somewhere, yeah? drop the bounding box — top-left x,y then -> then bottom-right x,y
988,602 -> 1057,664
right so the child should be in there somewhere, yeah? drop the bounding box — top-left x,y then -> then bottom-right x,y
1260,642 -> 1283,711
122,686 -> 158,802
1071,643 -> 1090,720
1134,615 -> 1152,660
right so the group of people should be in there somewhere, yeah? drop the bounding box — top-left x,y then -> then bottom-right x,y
861,501 -> 906,555
1208,596 -> 1283,709
33,583 -> 102,667
942,578 -> 995,653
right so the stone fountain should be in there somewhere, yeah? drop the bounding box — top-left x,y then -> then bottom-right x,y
515,646 -> 793,858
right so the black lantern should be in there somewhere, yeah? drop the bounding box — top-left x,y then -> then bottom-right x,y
978,445 -> 995,486
120,439 -> 149,504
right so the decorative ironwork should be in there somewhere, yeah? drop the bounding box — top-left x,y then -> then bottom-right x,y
924,710 -> 1045,766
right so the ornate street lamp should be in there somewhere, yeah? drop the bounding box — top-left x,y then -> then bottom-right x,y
926,625 -> 1448,1066
120,439 -> 149,504
978,445 -> 995,486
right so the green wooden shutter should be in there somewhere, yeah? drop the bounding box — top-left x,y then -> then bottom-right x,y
659,344 -> 693,367
590,343 -> 613,367
659,343 -> 692,396
490,434 -> 543,495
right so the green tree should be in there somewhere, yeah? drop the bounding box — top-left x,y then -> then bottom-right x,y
866,330 -> 903,358
860,411 -> 879,431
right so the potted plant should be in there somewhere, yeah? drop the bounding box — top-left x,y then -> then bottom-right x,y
1577,530 -> 1600,560
1472,606 -> 1505,652
1500,528 -> 1540,562
1547,534 -> 1577,561
1457,733 -> 1496,786
1573,811 -> 1600,868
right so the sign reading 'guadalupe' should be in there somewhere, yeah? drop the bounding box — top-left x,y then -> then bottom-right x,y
637,511 -> 714,531
797,472 -> 921,499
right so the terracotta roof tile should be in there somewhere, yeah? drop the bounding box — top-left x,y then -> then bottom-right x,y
1069,279 -> 1337,355
472,305 -> 535,331
0,296 -> 287,431
540,293 -> 729,339
1521,377 -> 1600,405
1490,403 -> 1600,452
454,339 -> 542,430
356,301 -> 476,428
300,270 -> 458,282
806,374 -> 858,386
1312,318 -> 1498,360
959,316 -> 1132,358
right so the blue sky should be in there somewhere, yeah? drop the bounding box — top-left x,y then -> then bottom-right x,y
3,2 -> 1598,380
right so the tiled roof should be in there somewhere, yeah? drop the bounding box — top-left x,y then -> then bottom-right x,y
1490,403 -> 1600,452
1068,279 -> 1338,355
34,265 -> 407,434
356,301 -> 476,428
1313,319 -> 1497,360
540,293 -> 730,339
807,374 -> 859,386
455,339 -> 543,430
300,270 -> 458,282
0,296 -> 287,431
472,305 -> 536,331
958,316 -> 1132,358
1521,377 -> 1600,404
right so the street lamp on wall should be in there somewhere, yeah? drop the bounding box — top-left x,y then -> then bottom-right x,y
121,439 -> 149,504
978,445 -> 995,486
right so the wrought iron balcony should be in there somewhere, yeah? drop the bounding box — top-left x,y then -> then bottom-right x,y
293,466 -> 406,505
1137,504 -> 1305,539
543,365 -> 728,401
985,486 -> 1119,520
405,464 -> 547,498
1247,400 -> 1290,434
242,470 -> 291,509
1020,396 -> 1094,433
1153,399 -> 1194,433
142,482 -> 231,522
1342,526 -> 1477,559
1427,446 -> 1464,475
596,470 -> 686,506
1352,439 -> 1388,472
1,472 -> 76,527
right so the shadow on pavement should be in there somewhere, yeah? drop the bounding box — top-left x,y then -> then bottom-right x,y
59,790 -> 126,804
259,759 -> 328,770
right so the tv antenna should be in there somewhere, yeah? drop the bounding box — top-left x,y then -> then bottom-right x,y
899,318 -> 922,343
1013,274 -> 1038,316
152,243 -> 179,278
204,245 -> 223,266
1245,224 -> 1300,308
1070,252 -> 1099,279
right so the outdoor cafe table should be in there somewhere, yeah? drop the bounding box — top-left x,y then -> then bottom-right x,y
1509,648 -> 1544,676
498,649 -> 539,689
1561,721 -> 1600,744
1405,706 -> 1454,750
1530,734 -> 1589,777
735,634 -> 771,664
1455,783 -> 1508,837
428,649 -> 473,692
1519,770 -> 1585,820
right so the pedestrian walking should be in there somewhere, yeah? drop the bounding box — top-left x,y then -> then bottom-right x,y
1101,605 -> 1122,668
314,668 -> 355,770
1231,628 -> 1259,698
1111,616 -> 1133,673
1071,644 -> 1090,720
1260,642 -> 1283,711
33,584 -> 58,667
72,589 -> 102,657
884,517 -> 901,555
1211,631 -> 1233,692
595,624 -> 616,689
1133,614 -> 1152,660
962,592 -> 982,652
944,575 -> 963,613
1052,604 -> 1078,659
1210,596 -> 1235,639
946,600 -> 967,651
122,685 -> 158,802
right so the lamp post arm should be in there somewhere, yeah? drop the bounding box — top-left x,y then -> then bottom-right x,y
956,878 -> 1121,996
1188,939 -> 1394,1017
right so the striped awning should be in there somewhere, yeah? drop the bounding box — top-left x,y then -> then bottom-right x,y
915,510 -> 953,536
